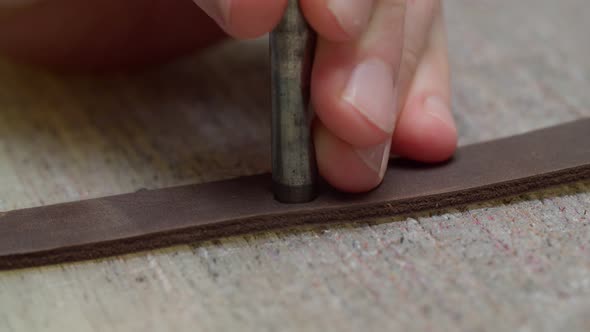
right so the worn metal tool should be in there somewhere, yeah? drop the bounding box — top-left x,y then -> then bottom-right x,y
270,0 -> 318,204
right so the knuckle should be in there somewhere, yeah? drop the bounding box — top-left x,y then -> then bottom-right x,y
409,0 -> 438,23
383,0 -> 407,19
401,44 -> 421,76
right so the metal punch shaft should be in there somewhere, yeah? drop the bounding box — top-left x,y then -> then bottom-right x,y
270,0 -> 318,203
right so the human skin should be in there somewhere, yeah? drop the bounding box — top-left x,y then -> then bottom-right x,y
0,0 -> 457,193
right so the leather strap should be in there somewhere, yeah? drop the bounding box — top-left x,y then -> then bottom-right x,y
1,119 -> 589,270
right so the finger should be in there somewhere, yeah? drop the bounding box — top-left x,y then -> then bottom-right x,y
300,0 -> 376,42
392,7 -> 457,162
314,120 -> 388,192
0,0 -> 225,70
395,0 -> 437,108
312,0 -> 405,192
311,0 -> 406,148
194,0 -> 287,39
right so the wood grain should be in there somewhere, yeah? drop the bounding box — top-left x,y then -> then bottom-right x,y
1,0 -> 589,331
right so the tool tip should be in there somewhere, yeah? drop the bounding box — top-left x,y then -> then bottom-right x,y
272,181 -> 317,204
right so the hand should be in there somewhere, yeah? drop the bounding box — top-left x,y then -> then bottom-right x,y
0,0 -> 457,192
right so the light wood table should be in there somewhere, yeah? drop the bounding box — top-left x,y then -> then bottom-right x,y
1,0 -> 589,330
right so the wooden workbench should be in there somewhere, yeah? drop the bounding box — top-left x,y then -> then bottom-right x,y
1,0 -> 589,330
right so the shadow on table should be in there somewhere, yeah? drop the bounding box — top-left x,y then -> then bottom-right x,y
0,39 -> 272,188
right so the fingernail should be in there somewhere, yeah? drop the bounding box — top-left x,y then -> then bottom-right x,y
355,139 -> 392,180
0,0 -> 41,8
343,58 -> 397,134
424,96 -> 456,130
327,0 -> 373,37
193,0 -> 231,27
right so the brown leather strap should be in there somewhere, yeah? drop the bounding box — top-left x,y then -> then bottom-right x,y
1,119 -> 589,270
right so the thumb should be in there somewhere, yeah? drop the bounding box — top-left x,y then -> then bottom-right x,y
0,0 -> 224,70
192,0 -> 287,39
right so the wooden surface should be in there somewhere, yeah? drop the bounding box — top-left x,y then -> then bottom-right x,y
1,0 -> 589,331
